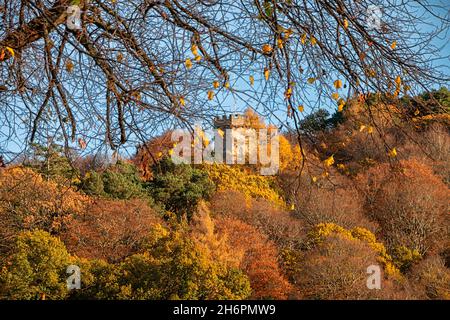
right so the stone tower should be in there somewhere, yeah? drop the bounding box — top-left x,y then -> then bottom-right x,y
213,114 -> 246,163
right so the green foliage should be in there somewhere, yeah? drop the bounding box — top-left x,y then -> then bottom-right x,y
81,171 -> 105,196
117,224 -> 250,299
26,143 -> 79,182
68,259 -> 121,300
391,246 -> 422,273
0,230 -> 71,300
148,158 -> 215,219
298,109 -> 332,133
81,161 -> 148,200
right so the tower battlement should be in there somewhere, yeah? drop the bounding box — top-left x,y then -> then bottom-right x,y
213,114 -> 245,129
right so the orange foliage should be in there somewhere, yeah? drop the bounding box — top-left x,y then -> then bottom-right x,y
215,216 -> 293,299
132,131 -> 175,181
210,190 -> 304,249
62,198 -> 162,262
357,159 -> 449,255
0,166 -> 87,257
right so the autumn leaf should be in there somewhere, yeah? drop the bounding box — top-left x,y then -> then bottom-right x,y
284,87 -> 292,100
179,96 -> 186,107
262,44 -> 273,54
208,90 -> 214,100
249,75 -> 255,86
310,36 -> 317,46
311,176 -> 317,183
6,46 -> 14,58
191,44 -> 199,56
414,109 -> 420,116
264,68 -> 270,80
388,147 -> 397,158
331,92 -> 339,100
338,104 -> 344,112
168,149 -> 174,156
185,58 -> 192,69
301,33 -> 307,45
290,203 -> 295,210
324,155 -> 335,167
298,105 -> 304,112
78,138 -> 87,150
224,82 -> 230,89
334,79 -> 342,89
359,124 -> 366,132
390,41 -> 397,50
66,60 -> 74,73
277,38 -> 283,49
194,55 -> 201,62
343,19 -> 349,29
367,126 -> 374,134
395,75 -> 401,86
213,81 -> 220,89
157,151 -> 163,158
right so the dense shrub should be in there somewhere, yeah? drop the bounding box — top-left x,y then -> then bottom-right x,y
0,230 -> 72,300
204,164 -> 284,207
62,199 -> 162,263
0,167 -> 87,260
357,160 -> 449,255
210,190 -> 304,249
409,255 -> 450,300
81,161 -> 148,200
215,217 -> 293,299
148,158 -> 215,219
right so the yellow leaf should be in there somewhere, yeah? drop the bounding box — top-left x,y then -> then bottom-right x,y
334,79 -> 342,89
338,104 -> 344,112
307,77 -> 316,84
298,105 -> 304,112
331,92 -> 340,100
284,87 -> 292,100
213,81 -> 220,89
194,55 -> 201,62
395,76 -> 401,86
388,147 -> 397,158
367,126 -> 374,134
311,176 -> 317,183
249,75 -> 254,86
168,149 -> 174,156
290,203 -> 295,210
343,19 -> 349,29
264,68 -> 270,81
262,44 -> 273,54
6,46 -> 14,58
277,38 -> 283,49
324,155 -> 335,167
224,81 -> 230,89
179,96 -> 186,107
301,33 -> 307,45
191,44 -> 199,56
185,58 -> 192,69
359,124 -> 366,132
390,41 -> 397,50
310,36 -> 317,46
207,90 -> 214,100
157,152 -> 163,158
